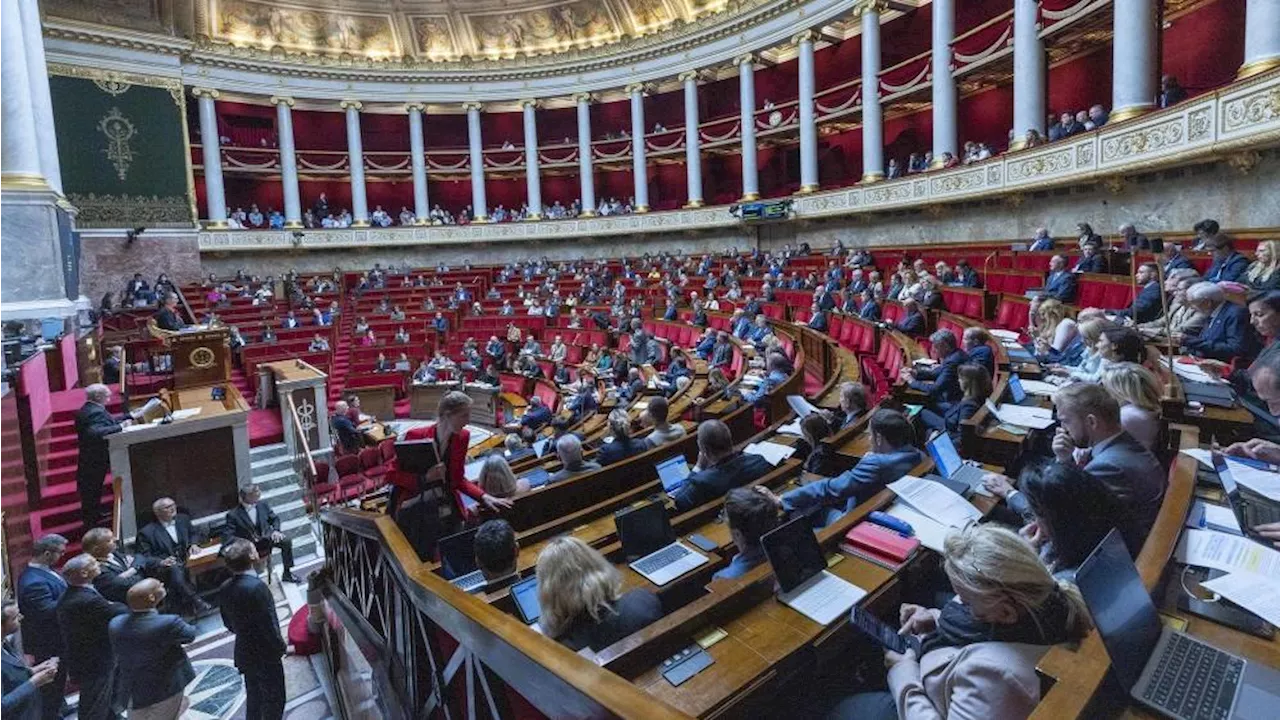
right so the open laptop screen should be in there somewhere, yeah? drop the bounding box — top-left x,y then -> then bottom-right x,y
926,432 -> 964,478
615,501 -> 676,559
437,527 -> 479,580
510,576 -> 541,625
761,515 -> 828,593
533,437 -> 551,458
1008,374 -> 1027,404
656,455 -> 691,494
1075,529 -> 1164,692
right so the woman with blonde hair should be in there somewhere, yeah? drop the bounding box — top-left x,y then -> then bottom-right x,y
1245,240 -> 1280,291
1030,298 -> 1079,363
830,524 -> 1093,719
1049,318 -> 1113,380
1101,362 -> 1163,450
477,454 -> 528,499
536,536 -> 662,651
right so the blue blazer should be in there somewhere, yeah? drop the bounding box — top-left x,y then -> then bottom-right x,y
108,610 -> 198,709
712,547 -> 766,581
2,644 -> 40,720
1184,302 -> 1256,361
1206,252 -> 1249,283
1164,254 -> 1194,274
808,312 -> 829,332
896,312 -> 926,336
694,336 -> 716,359
781,448 -> 924,527
817,293 -> 836,311
909,350 -> 968,405
520,405 -> 553,430
1073,254 -> 1105,274
597,436 -> 648,466
859,301 -> 881,321
732,318 -> 752,339
16,567 -> 67,659
1041,336 -> 1086,366
966,345 -> 995,377
671,452 -> 774,512
1118,282 -> 1162,323
743,370 -> 788,407
1029,237 -> 1055,252
1043,271 -> 1077,303
710,343 -> 733,367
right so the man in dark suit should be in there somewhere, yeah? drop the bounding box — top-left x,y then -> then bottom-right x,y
3,601 -> 59,720
219,540 -> 287,720
1119,223 -> 1149,250
961,327 -> 996,377
75,383 -> 132,528
82,528 -> 168,608
108,580 -> 198,719
1028,227 -> 1055,252
710,332 -> 733,368
1043,255 -> 1078,302
152,294 -> 185,332
16,535 -> 68,720
222,484 -> 297,583
56,554 -> 128,720
1162,244 -> 1194,274
806,304 -> 829,332
1115,263 -> 1163,324
1205,237 -> 1250,283
330,401 -> 361,454
670,420 -> 773,512
1072,243 -> 1106,274
894,299 -> 926,336
903,330 -> 969,410
859,290 -> 881,320
135,497 -> 211,616
1182,282 -> 1256,361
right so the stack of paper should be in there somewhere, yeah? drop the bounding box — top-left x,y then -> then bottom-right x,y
990,403 -> 1055,429
787,395 -> 821,418
1175,529 -> 1280,581
990,329 -> 1020,341
1201,573 -> 1280,627
888,475 -> 983,529
744,441 -> 797,466
1016,379 -> 1060,397
1184,500 -> 1243,535
883,502 -> 952,553
776,419 -> 805,437
1166,357 -> 1228,385
1178,450 -> 1280,501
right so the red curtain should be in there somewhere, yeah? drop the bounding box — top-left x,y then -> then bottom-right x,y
591,99 -> 631,138
291,108 -> 346,151
537,106 -> 578,146
424,113 -> 469,150
1162,0 -> 1245,96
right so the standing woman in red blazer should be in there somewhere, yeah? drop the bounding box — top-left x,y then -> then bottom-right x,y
389,391 -> 513,520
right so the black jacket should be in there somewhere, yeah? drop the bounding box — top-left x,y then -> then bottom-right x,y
108,610 -> 197,709
218,574 -> 286,671
671,452 -> 774,512
94,551 -> 145,603
153,307 -> 185,332
597,436 -> 648,466
136,514 -> 202,564
558,589 -> 662,652
221,503 -> 281,544
75,402 -> 123,473
55,586 -> 128,680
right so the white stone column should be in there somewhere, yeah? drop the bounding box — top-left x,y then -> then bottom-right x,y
737,54 -> 761,200
464,101 -> 488,222
627,84 -> 650,212
521,99 -> 543,219
931,0 -> 958,167
17,0 -> 61,194
574,93 -> 597,217
680,71 -> 704,208
341,100 -> 369,226
1241,0 -> 1280,78
406,103 -> 430,223
193,88 -> 227,225
1111,0 -> 1158,123
795,31 -> 819,193
1012,0 -> 1046,148
860,3 -> 885,182
1,0 -> 43,189
271,96 -> 302,227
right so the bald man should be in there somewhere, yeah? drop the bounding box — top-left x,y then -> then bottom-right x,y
107,580 -> 197,720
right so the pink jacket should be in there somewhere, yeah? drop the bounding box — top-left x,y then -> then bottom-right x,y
887,641 -> 1050,720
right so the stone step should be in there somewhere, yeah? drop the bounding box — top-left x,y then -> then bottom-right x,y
251,453 -> 294,476
254,467 -> 302,493
250,442 -> 289,460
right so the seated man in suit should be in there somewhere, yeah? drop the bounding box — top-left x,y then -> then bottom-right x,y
952,260 -> 982,288
4,599 -> 61,720
507,395 -> 552,432
1119,223 -> 1149,250
901,330 -> 968,409
693,329 -> 716,360
1072,242 -> 1106,274
135,497 -> 211,616
617,367 -> 646,402
221,484 -> 297,583
1114,262 -> 1162,323
152,293 -> 185,332
760,410 -> 923,528
711,488 -> 780,581
331,401 -> 362,454
1028,227 -> 1055,251
563,385 -> 598,422
16,534 -> 68,720
806,303 -> 829,332
472,520 -> 520,591
985,382 -> 1166,551
859,289 -> 882,320
1043,254 -> 1078,303
108,580 -> 198,720
597,410 -> 647,466
709,332 -> 734,368
741,352 -> 790,408
894,298 -> 927,336
1181,281 -> 1256,361
1204,235 -> 1250,283
1162,243 -> 1194,275
56,553 -> 128,720
670,420 -> 773,512
961,327 -> 996,377
547,435 -> 602,483
730,310 -> 752,340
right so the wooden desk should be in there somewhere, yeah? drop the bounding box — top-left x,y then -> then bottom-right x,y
347,384 -> 397,421
408,382 -> 451,419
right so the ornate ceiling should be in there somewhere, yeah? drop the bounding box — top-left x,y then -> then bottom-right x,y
41,0 -> 748,63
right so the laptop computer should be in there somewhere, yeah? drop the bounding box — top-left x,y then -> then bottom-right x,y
925,432 -> 991,497
1007,374 -> 1031,405
655,455 -> 692,496
532,437 -> 551,458
616,501 -> 708,586
1213,452 -> 1280,544
761,515 -> 866,626
509,576 -> 541,626
1076,529 -> 1280,720
437,527 -> 486,592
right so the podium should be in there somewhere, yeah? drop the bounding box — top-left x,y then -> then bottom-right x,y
258,360 -> 331,462
171,327 -> 231,389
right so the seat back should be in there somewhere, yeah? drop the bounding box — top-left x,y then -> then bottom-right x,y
335,455 -> 362,477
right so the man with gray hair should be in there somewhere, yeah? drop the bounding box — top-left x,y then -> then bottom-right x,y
76,383 -> 133,528
1182,281 -> 1256,361
548,434 -> 602,483
901,329 -> 967,409
1119,223 -> 1149,250
56,553 -> 128,720
17,534 -> 69,719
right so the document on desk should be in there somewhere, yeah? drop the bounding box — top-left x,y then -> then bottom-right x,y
1165,357 -> 1229,385
1178,450 -> 1280,501
989,329 -> 1020,341
189,544 -> 221,561
1185,500 -> 1244,535
744,441 -> 797,466
1016,379 -> 1060,397
787,395 -> 821,418
888,475 -> 983,529
993,404 -> 1055,430
1175,529 -> 1280,581
170,408 -> 202,420
1200,572 -> 1280,628
777,418 -> 805,437
884,501 -> 952,553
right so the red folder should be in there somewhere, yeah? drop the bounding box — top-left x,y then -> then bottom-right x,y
844,522 -> 920,567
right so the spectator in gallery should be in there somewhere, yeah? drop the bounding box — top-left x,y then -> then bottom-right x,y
1160,75 -> 1188,108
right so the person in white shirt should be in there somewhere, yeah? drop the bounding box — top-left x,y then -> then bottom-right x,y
398,207 -> 415,225
643,396 -> 686,448
370,205 -> 391,227
548,336 -> 568,362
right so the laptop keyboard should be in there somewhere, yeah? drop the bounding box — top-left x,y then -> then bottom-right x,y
1142,633 -> 1243,720
450,570 -> 486,592
1243,501 -> 1280,529
634,544 -> 692,575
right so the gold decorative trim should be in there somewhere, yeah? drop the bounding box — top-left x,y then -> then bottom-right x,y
792,30 -> 816,45
462,101 -> 484,111
625,83 -> 647,95
352,219 -> 370,227
861,172 -> 885,183
573,92 -> 595,104
578,209 -> 597,217
68,193 -> 191,228
0,172 -> 51,192
684,199 -> 705,208
1108,105 -> 1153,124
796,183 -> 820,194
735,53 -> 756,67
740,192 -> 760,201
855,0 -> 889,18
678,70 -> 700,83
339,100 -> 364,111
191,86 -> 220,100
1237,57 -> 1280,80
520,99 -> 539,109
404,102 -> 425,112
634,205 -> 650,213
269,96 -> 296,107
48,63 -> 183,104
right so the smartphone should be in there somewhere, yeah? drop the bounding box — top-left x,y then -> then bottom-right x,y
1177,594 -> 1276,640
849,606 -> 922,654
687,533 -> 718,553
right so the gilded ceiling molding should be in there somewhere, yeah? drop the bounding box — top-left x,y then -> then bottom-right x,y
339,100 -> 363,111
572,92 -> 595,103
269,95 -> 295,107
462,101 -> 484,111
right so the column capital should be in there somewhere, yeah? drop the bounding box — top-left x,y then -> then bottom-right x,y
269,95 -> 295,107
520,98 -> 539,109
678,70 -> 701,83
573,92 -> 594,104
339,99 -> 363,111
462,101 -> 483,112
855,0 -> 888,17
734,53 -> 755,67
404,102 -> 426,113
624,83 -> 647,96
190,87 -> 220,99
792,30 -> 816,46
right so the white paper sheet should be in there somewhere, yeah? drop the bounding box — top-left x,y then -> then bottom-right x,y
1166,357 -> 1228,385
787,395 -> 821,418
1185,500 -> 1243,535
170,408 -> 202,420
1174,529 -> 1280,581
888,475 -> 983,529
744,441 -> 797,467
1227,462 -> 1280,502
883,502 -> 952,553
993,404 -> 1055,429
1016,379 -> 1060,397
989,329 -> 1020,341
1200,572 -> 1280,628
776,419 -> 805,437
